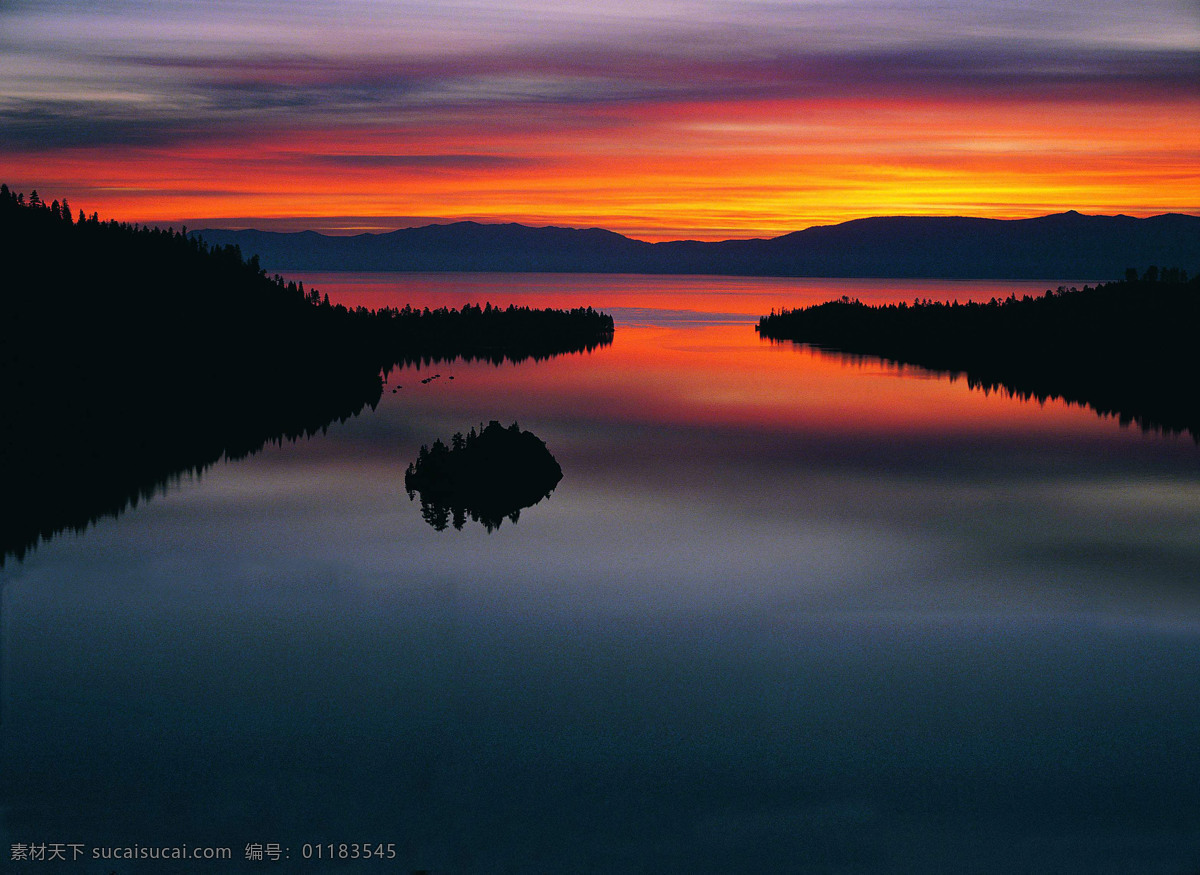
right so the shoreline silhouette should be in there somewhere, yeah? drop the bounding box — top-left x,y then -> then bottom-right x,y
757,270 -> 1200,439
0,185 -> 612,564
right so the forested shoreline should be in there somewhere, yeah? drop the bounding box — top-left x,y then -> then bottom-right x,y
0,186 -> 613,563
757,271 -> 1200,438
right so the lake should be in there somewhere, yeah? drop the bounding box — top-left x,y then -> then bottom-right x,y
3,273 -> 1198,874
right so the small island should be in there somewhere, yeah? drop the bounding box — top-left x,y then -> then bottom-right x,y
757,269 -> 1200,438
404,422 -> 564,531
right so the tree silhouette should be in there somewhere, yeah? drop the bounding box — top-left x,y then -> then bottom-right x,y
404,422 -> 563,531
757,271 -> 1200,439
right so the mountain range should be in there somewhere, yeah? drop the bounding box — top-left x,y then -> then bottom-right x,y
192,211 -> 1200,279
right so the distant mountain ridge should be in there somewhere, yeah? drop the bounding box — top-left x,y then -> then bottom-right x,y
192,211 -> 1200,279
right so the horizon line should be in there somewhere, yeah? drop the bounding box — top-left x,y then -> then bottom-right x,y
181,209 -> 1200,243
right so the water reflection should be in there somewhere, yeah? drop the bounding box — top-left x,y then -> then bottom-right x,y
0,370 -> 384,567
767,340 -> 1200,442
756,279 -> 1200,440
2,340 -> 605,566
4,275 -> 1198,874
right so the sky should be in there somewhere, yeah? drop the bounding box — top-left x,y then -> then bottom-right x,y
1,0 -> 1198,239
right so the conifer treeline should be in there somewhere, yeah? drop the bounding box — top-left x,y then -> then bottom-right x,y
0,185 -> 613,563
0,184 -> 614,371
757,270 -> 1200,438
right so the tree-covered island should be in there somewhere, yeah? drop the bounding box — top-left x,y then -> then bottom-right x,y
757,270 -> 1200,438
0,186 -> 613,563
404,421 -> 564,531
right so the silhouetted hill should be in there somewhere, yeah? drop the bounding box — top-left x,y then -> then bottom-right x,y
758,270 -> 1200,438
200,222 -> 654,272
194,212 -> 1200,278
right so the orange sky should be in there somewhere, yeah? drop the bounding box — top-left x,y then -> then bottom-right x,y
3,1 -> 1197,239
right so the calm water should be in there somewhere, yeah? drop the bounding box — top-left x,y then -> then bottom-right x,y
3,274 -> 1199,874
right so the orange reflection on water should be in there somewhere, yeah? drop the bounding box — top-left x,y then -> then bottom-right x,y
385,320 -> 1119,441
298,272 -> 1138,441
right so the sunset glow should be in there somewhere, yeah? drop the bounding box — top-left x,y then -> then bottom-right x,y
2,0 -> 1197,238
300,273 -> 1126,438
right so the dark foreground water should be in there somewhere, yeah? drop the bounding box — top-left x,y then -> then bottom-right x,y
3,275 -> 1198,874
